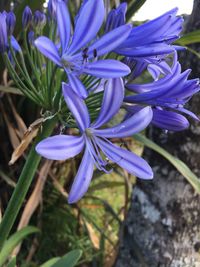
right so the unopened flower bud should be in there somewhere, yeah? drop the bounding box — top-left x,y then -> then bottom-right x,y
22,6 -> 32,29
6,11 -> 16,36
0,13 -> 8,53
33,11 -> 46,31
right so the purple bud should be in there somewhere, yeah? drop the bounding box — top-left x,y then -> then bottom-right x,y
0,13 -> 8,53
22,6 -> 32,29
48,0 -> 68,19
6,12 -> 16,36
33,11 -> 46,30
28,31 -> 35,46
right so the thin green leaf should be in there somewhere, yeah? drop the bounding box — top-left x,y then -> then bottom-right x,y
134,134 -> 200,193
186,46 -> 200,59
0,226 -> 39,267
40,257 -> 60,267
7,257 -> 16,267
51,250 -> 82,267
126,0 -> 147,21
176,30 -> 200,45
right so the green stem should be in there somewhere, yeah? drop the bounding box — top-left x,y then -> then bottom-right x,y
0,117 -> 57,251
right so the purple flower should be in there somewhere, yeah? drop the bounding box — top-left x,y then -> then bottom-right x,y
125,55 -> 172,81
116,8 -> 183,57
36,78 -> 153,203
34,0 -> 132,98
106,6 -> 184,80
124,54 -> 200,131
22,6 -> 32,29
0,12 -> 20,54
6,11 -> 16,36
105,3 -> 127,32
33,11 -> 46,31
0,13 -> 8,53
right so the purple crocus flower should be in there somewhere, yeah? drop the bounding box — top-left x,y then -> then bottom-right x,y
124,54 -> 200,131
36,78 -> 153,203
34,0 -> 132,98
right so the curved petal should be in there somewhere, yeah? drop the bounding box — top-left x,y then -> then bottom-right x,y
11,36 -> 21,52
67,72 -> 88,99
84,60 -> 130,78
68,148 -> 94,203
152,109 -> 189,131
34,36 -> 62,66
93,106 -> 153,138
116,43 -> 175,57
87,24 -> 132,58
97,138 -> 153,179
62,82 -> 90,132
176,107 -> 200,121
92,78 -> 124,128
35,135 -> 84,160
68,0 -> 104,55
56,0 -> 71,53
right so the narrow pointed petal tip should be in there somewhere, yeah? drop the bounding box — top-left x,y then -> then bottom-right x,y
68,149 -> 94,204
97,138 -> 153,180
56,0 -> 71,53
62,82 -> 90,132
68,0 -> 104,54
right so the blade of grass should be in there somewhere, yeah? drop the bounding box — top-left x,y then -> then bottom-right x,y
134,134 -> 200,193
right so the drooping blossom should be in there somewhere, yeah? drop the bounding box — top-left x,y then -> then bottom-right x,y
34,0 -> 132,98
36,79 -> 153,203
106,4 -> 183,80
124,54 -> 200,131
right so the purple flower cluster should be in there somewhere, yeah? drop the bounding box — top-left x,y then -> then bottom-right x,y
0,1 -> 199,203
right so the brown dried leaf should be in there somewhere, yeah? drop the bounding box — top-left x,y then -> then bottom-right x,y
85,222 -> 100,250
9,127 -> 39,165
1,106 -> 20,149
13,160 -> 52,256
7,96 -> 27,137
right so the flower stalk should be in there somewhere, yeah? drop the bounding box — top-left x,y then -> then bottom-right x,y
0,116 -> 57,251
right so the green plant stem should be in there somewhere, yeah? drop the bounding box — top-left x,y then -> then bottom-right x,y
0,117 -> 57,251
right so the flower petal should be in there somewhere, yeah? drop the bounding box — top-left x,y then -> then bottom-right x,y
92,78 -> 124,128
152,109 -> 189,131
68,0 -> 104,55
87,24 -> 132,58
67,72 -> 88,99
62,82 -> 90,132
35,135 -> 84,160
56,0 -> 71,53
97,138 -> 153,179
68,148 -> 94,203
34,36 -> 62,66
116,43 -> 175,57
11,36 -> 21,52
93,106 -> 153,138
84,60 -> 130,78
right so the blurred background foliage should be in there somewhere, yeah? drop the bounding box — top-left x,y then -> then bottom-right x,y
0,0 -> 200,266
